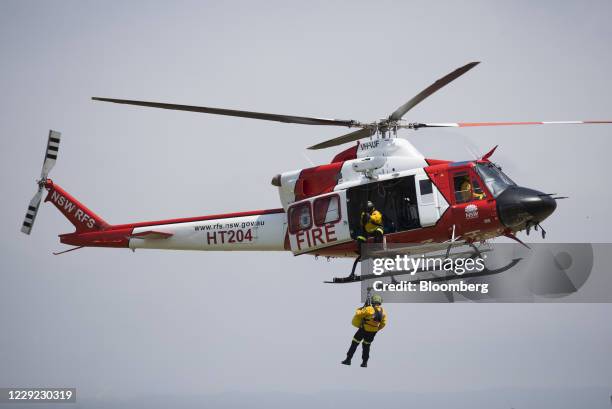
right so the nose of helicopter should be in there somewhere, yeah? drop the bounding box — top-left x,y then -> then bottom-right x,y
496,187 -> 557,228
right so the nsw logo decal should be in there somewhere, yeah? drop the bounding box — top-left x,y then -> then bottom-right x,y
465,204 -> 479,219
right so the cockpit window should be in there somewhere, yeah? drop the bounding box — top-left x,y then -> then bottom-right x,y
453,172 -> 472,203
452,171 -> 487,203
475,163 -> 516,197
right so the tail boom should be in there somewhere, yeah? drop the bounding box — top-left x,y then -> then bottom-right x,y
44,180 -> 288,251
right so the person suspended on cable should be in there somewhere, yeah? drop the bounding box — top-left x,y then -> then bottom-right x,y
341,294 -> 387,368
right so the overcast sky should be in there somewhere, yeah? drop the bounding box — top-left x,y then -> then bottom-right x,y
1,1 -> 611,408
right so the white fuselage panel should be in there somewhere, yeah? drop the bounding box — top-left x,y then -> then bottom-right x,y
129,212 -> 287,251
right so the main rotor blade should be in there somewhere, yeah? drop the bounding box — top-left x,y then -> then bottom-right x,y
411,120 -> 612,129
388,61 -> 480,121
308,127 -> 375,150
92,97 -> 357,127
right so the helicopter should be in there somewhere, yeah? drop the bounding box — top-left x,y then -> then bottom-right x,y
21,62 -> 611,282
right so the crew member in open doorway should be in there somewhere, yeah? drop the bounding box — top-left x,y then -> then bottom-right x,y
341,294 -> 387,368
348,201 -> 385,277
359,201 -> 384,243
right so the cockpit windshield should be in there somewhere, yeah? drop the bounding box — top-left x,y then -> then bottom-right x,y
475,163 -> 516,197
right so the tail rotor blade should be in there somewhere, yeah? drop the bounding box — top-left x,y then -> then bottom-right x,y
21,188 -> 43,235
21,130 -> 61,235
41,130 -> 61,178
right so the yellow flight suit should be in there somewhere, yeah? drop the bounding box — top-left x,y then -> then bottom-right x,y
351,305 -> 387,332
460,180 -> 485,201
344,304 -> 388,366
361,210 -> 383,235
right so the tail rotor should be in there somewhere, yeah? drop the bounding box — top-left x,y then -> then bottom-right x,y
20,130 -> 61,235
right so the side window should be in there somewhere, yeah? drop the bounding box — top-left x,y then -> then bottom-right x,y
419,179 -> 434,204
288,202 -> 312,233
453,172 -> 472,203
313,195 -> 340,226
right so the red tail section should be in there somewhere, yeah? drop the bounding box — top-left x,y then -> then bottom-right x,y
44,180 -> 109,232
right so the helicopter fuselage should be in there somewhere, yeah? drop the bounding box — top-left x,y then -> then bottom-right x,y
52,138 -> 555,257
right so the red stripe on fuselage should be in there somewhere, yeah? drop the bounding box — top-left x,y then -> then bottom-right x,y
111,208 -> 285,230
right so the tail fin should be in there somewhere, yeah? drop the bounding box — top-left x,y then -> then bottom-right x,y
44,179 -> 109,232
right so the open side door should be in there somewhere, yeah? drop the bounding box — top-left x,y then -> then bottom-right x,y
287,191 -> 352,255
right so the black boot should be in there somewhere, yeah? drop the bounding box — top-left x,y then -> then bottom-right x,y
361,341 -> 371,368
342,339 -> 359,365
